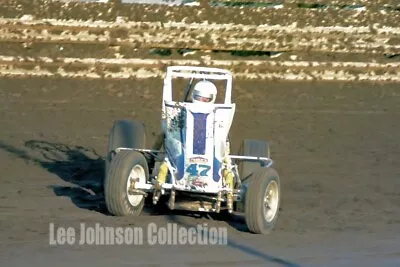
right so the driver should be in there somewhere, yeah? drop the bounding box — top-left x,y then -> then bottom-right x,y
153,79 -> 217,150
152,80 -> 217,191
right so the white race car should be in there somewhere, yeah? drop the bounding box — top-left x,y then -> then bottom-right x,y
104,66 -> 281,234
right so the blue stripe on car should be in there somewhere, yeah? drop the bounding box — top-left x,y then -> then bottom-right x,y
191,112 -> 208,155
213,156 -> 221,182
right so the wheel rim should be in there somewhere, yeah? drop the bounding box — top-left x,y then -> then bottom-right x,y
263,180 -> 279,222
126,164 -> 146,207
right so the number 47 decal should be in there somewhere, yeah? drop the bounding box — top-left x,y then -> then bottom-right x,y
186,163 -> 211,176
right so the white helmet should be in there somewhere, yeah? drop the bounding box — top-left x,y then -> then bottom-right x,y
191,80 -> 217,104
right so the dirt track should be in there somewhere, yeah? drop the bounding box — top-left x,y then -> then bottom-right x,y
0,77 -> 400,266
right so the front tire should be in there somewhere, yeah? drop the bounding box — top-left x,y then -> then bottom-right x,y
244,168 -> 280,234
104,150 -> 149,216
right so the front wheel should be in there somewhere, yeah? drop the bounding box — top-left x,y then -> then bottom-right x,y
244,168 -> 281,234
104,150 -> 149,216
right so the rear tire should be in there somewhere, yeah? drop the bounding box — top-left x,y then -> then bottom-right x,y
238,139 -> 269,181
105,120 -> 146,178
105,150 -> 149,216
244,168 -> 280,234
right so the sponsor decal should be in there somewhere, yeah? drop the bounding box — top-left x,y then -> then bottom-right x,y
191,177 -> 208,188
189,156 -> 208,163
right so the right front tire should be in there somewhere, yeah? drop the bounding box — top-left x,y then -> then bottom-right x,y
244,167 -> 281,234
104,150 -> 149,216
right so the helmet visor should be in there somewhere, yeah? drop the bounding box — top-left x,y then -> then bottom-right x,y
193,94 -> 212,102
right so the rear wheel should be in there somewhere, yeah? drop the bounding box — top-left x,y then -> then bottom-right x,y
104,150 -> 149,216
238,139 -> 269,181
105,120 -> 146,178
244,167 -> 280,234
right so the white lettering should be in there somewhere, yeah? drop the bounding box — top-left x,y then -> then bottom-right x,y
48,222 -> 228,246
147,223 -> 157,245
115,227 -> 124,245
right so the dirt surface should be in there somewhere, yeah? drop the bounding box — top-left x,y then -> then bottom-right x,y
0,76 -> 399,266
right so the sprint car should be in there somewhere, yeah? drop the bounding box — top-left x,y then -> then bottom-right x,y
104,66 -> 281,234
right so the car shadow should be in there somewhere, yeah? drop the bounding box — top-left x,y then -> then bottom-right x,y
0,139 -> 109,214
0,139 -> 174,216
